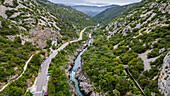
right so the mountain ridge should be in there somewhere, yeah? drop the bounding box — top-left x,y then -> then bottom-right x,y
72,4 -> 119,17
94,4 -> 132,24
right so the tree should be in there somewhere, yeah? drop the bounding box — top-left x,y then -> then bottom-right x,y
144,88 -> 151,96
26,90 -> 33,96
51,67 -> 62,83
52,44 -> 56,50
8,86 -> 23,96
113,89 -> 120,96
14,36 -> 22,43
47,80 -> 56,94
29,53 -> 42,67
46,39 -> 52,47
40,50 -> 45,55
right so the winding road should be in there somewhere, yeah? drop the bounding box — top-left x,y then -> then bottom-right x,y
0,26 -> 91,95
30,27 -> 90,96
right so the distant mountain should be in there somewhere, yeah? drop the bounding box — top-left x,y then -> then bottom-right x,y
94,4 -> 132,24
72,5 -> 119,17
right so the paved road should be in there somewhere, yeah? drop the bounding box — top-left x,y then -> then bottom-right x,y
34,27 -> 89,96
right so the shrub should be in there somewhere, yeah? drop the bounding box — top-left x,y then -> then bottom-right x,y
5,9 -> 18,17
147,48 -> 160,58
52,44 -> 56,50
40,50 -> 45,55
132,45 -> 147,53
165,66 -> 168,69
14,36 -> 22,43
133,28 -> 140,33
130,23 -> 136,28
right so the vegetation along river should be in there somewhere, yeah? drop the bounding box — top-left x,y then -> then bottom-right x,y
69,33 -> 92,96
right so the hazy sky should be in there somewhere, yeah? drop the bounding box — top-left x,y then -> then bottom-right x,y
49,0 -> 142,6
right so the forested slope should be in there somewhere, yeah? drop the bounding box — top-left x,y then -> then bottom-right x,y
0,0 -> 96,95
82,0 -> 170,95
94,4 -> 131,24
0,0 -> 96,47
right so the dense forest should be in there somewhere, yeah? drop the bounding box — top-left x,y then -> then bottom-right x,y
81,0 -> 170,95
82,25 -> 169,95
94,4 -> 131,24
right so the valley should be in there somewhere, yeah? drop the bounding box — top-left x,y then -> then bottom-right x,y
0,0 -> 169,96
71,5 -> 119,17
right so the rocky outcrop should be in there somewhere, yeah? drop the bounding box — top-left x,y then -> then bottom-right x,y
4,0 -> 13,6
158,3 -> 170,14
0,5 -> 12,19
63,40 -> 89,96
105,2 -> 169,41
76,69 -> 96,96
158,51 -> 170,96
29,27 -> 61,48
62,36 -> 100,96
7,26 -> 61,48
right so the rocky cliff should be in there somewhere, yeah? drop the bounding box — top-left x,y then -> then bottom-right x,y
158,52 -> 170,96
63,40 -> 89,96
76,66 -> 101,96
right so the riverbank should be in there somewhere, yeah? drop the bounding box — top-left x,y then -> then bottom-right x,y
65,39 -> 90,96
76,65 -> 95,96
46,26 -> 98,96
65,33 -> 98,96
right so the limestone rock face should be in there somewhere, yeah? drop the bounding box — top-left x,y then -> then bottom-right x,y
76,69 -> 101,96
29,27 -> 60,48
76,69 -> 93,95
4,0 -> 14,6
158,51 -> 170,96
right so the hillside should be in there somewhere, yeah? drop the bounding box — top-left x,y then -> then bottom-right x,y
0,0 -> 96,95
82,0 -> 170,95
72,5 -> 119,17
94,4 -> 131,24
0,0 -> 96,48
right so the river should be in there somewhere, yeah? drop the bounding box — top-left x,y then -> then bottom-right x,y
69,33 -> 92,96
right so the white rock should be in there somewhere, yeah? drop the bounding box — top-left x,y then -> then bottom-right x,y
140,10 -> 153,18
10,12 -> 22,18
4,0 -> 14,6
0,5 -> 12,19
0,21 -> 1,27
158,51 -> 170,96
159,48 -> 165,53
